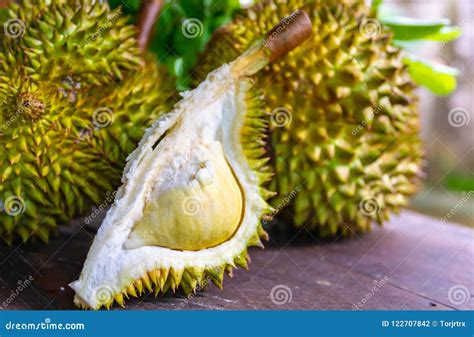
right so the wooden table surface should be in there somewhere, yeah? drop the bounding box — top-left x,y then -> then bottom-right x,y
0,211 -> 472,310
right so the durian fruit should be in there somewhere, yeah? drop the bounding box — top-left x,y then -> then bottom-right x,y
195,0 -> 422,237
0,0 -> 174,244
70,11 -> 312,309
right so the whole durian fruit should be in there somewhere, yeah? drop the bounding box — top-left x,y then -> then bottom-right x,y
195,0 -> 422,237
0,0 -> 173,244
71,11 -> 312,309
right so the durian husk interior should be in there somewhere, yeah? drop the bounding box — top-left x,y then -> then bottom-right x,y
194,0 -> 422,237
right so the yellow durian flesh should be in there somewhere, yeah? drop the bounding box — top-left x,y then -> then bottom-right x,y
125,141 -> 243,251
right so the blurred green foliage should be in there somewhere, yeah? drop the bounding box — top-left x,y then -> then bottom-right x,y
377,10 -> 461,96
403,55 -> 459,96
109,0 -> 241,90
0,7 -> 8,20
443,173 -> 474,193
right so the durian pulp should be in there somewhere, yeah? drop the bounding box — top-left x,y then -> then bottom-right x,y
125,124 -> 243,251
70,62 -> 268,309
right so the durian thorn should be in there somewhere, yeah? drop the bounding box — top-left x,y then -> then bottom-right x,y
162,278 -> 173,293
154,286 -> 161,297
248,233 -> 264,248
235,253 -> 249,271
211,278 -> 224,290
259,228 -> 270,241
114,293 -> 125,308
148,269 -> 159,286
127,284 -> 138,297
171,268 -> 183,285
226,266 -> 234,278
208,267 -> 225,287
160,268 -> 169,289
134,279 -> 144,294
142,273 -> 153,292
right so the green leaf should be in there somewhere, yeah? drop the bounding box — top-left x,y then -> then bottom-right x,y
0,8 -> 9,22
109,0 -> 241,89
422,26 -> 461,42
381,16 -> 452,40
371,0 -> 383,14
174,58 -> 185,78
443,173 -> 474,193
178,0 -> 205,19
109,0 -> 140,17
403,54 -> 458,96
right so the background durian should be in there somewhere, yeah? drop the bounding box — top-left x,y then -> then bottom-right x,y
0,0 -> 174,244
193,0 -> 458,237
0,0 -> 460,244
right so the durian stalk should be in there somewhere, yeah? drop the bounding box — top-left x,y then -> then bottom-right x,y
137,0 -> 164,52
232,10 -> 312,76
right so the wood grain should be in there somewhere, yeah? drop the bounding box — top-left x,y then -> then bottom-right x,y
0,211 -> 472,310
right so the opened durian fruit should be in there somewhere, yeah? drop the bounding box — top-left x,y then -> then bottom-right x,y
195,0 -> 422,237
0,0 -> 174,244
70,11 -> 313,309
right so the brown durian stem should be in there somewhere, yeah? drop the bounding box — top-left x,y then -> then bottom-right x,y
137,0 -> 163,52
263,9 -> 313,62
232,10 -> 312,76
0,0 -> 11,8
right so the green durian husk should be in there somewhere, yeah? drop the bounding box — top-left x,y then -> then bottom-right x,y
0,0 -> 176,244
194,0 -> 422,237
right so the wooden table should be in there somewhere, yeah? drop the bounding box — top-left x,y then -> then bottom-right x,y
0,211 -> 472,310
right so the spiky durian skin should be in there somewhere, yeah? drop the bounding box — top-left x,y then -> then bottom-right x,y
0,0 -> 174,244
75,80 -> 272,310
195,0 -> 422,237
